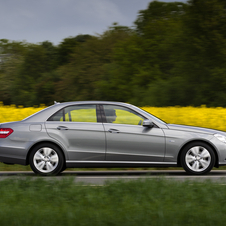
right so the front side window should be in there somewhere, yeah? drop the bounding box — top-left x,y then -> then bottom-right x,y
103,105 -> 145,125
48,105 -> 97,123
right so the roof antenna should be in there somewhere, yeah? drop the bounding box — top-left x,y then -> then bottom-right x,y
54,101 -> 60,104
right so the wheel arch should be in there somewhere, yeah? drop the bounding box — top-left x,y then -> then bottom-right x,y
25,141 -> 66,166
177,140 -> 219,168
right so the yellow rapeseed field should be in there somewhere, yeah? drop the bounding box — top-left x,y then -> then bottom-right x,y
0,102 -> 226,131
142,106 -> 226,131
0,102 -> 45,123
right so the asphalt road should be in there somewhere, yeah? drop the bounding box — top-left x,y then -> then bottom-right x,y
1,170 -> 226,184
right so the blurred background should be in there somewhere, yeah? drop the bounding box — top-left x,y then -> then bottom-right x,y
1,2 -> 226,223
0,0 -> 226,108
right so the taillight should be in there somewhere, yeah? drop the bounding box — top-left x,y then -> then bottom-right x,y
0,128 -> 13,138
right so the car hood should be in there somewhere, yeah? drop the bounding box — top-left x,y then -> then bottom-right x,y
167,124 -> 226,135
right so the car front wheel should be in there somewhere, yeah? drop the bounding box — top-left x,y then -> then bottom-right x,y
29,143 -> 64,176
180,142 -> 216,175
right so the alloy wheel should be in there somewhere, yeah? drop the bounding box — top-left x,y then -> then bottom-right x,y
33,147 -> 59,173
185,146 -> 211,172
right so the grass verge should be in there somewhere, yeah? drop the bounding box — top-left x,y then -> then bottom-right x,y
0,177 -> 226,225
1,162 -> 226,171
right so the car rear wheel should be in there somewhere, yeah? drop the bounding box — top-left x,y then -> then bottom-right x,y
29,143 -> 64,176
180,142 -> 215,175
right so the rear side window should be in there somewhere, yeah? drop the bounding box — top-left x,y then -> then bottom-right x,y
48,105 -> 97,123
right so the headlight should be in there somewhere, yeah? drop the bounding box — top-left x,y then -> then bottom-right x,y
214,134 -> 226,143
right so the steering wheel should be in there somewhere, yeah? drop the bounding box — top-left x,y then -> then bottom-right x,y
138,120 -> 142,125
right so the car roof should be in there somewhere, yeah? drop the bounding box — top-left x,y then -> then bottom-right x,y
23,101 -> 132,122
56,100 -> 130,105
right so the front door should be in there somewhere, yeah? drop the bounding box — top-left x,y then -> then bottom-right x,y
102,105 -> 165,162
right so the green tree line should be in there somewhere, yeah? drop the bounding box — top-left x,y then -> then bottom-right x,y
1,0 -> 226,107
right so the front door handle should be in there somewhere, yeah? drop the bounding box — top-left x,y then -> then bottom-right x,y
57,126 -> 68,130
108,129 -> 120,133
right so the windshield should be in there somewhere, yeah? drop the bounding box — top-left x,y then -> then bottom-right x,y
132,106 -> 167,124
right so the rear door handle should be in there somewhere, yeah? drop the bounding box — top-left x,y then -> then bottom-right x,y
57,126 -> 68,130
108,129 -> 120,133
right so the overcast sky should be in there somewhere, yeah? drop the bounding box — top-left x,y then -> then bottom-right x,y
0,0 -> 187,45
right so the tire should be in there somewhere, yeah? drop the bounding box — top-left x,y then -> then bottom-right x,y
29,143 -> 64,176
180,142 -> 216,175
60,165 -> 67,173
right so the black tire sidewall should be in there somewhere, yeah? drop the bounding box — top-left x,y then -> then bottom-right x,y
29,143 -> 64,176
180,142 -> 215,175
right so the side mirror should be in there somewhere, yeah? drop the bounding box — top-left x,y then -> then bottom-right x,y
143,119 -> 154,128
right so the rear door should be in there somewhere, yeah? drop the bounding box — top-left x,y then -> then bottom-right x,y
45,104 -> 106,161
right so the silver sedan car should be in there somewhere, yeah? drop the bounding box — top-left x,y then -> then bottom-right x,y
0,101 -> 226,175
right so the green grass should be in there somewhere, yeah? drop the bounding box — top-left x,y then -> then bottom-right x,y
1,162 -> 226,171
0,177 -> 226,225
0,162 -> 32,171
